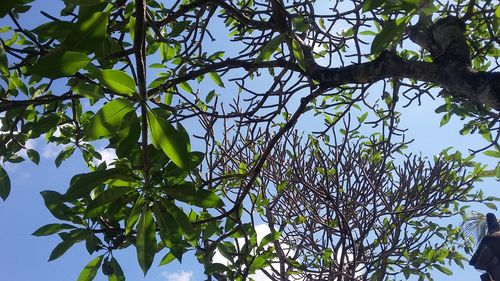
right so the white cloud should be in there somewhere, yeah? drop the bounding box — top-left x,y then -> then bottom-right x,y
161,270 -> 193,281
42,142 -> 62,159
95,148 -> 117,166
25,139 -> 36,150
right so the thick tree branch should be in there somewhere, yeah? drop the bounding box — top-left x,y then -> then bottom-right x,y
304,50 -> 500,110
0,93 -> 81,113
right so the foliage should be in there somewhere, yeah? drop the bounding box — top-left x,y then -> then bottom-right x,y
0,0 -> 499,280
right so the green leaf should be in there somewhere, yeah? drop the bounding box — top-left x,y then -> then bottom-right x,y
169,21 -> 190,37
440,113 -> 451,127
85,186 -> 135,218
66,168 -> 122,199
136,206 -> 156,275
49,239 -> 77,261
126,196 -> 144,235
259,231 -> 281,247
292,16 -> 309,33
55,146 -> 75,167
159,43 -> 177,62
95,70 -> 136,95
205,90 -> 216,103
291,39 -> 306,71
250,255 -> 268,271
108,257 -> 125,281
148,108 -> 190,170
152,202 -> 181,248
77,255 -> 104,281
29,51 -> 90,79
255,33 -> 286,63
485,202 -> 498,210
31,114 -> 61,138
371,18 -> 407,54
32,21 -> 74,41
40,190 -> 72,220
496,6 -> 500,18
204,263 -> 229,275
48,230 -> 88,261
179,82 -> 193,94
358,112 -> 368,123
484,150 -> 500,158
362,0 -> 385,12
72,82 -> 104,100
62,12 -> 108,54
26,149 -> 40,165
0,0 -> 33,17
165,185 -> 224,208
159,252 -> 176,266
162,199 -> 196,242
209,72 -> 225,88
434,264 -> 452,276
32,223 -> 76,236
67,0 -> 106,6
116,111 -> 141,158
0,43 -> 8,77
0,165 -> 11,201
85,98 -> 134,139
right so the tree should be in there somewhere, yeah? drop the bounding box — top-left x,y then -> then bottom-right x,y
0,0 -> 498,280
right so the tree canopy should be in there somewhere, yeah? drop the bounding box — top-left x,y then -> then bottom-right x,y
0,0 -> 499,280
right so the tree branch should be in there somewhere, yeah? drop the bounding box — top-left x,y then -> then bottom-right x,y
304,50 -> 500,110
0,93 -> 81,113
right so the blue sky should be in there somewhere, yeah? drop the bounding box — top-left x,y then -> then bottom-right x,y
0,1 -> 499,281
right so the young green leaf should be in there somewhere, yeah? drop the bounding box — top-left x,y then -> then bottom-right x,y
371,18 -> 408,54
208,72 -> 225,88
179,82 -> 193,94
94,70 -> 136,95
255,33 -> 286,63
292,16 -> 309,33
291,38 -> 306,71
85,98 -> 134,139
136,206 -> 156,275
434,264 -> 453,276
0,165 -> 11,201
77,255 -> 104,281
484,150 -> 500,158
148,108 -> 190,170
0,43 -> 8,77
29,51 -> 90,79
